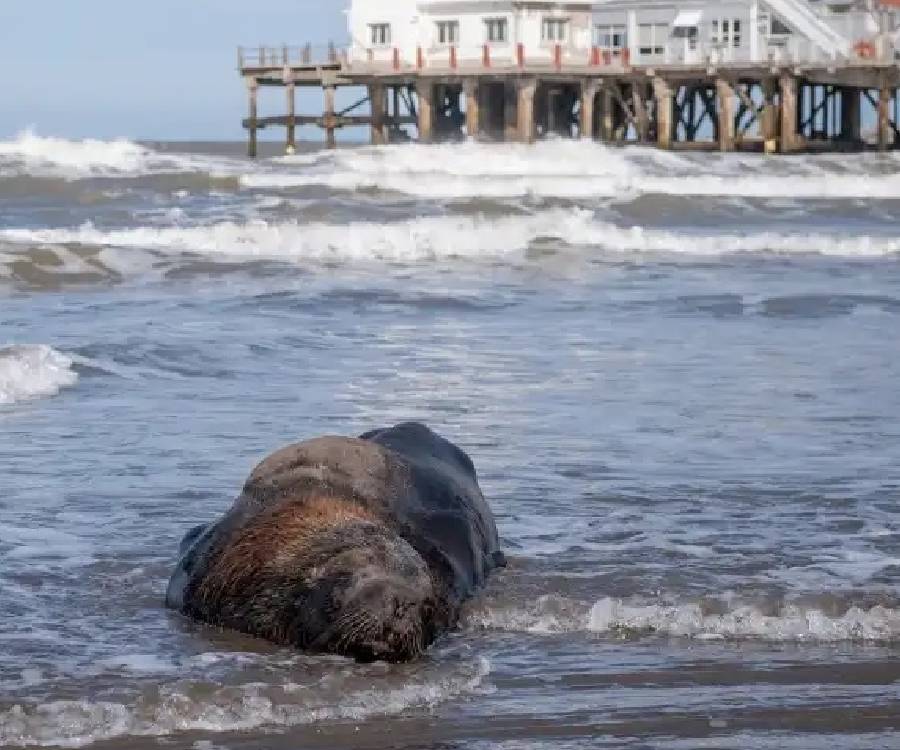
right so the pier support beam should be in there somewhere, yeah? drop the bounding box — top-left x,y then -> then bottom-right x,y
247,78 -> 258,159
653,78 -> 673,150
580,80 -> 598,139
285,79 -> 296,153
600,85 -> 615,143
840,87 -> 861,143
417,81 -> 434,143
716,79 -> 735,152
369,84 -> 387,145
324,84 -> 337,149
780,74 -> 799,153
504,83 -> 518,141
517,79 -> 537,143
464,79 -> 480,139
878,82 -> 892,151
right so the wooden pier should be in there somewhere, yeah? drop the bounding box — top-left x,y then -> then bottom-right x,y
238,44 -> 900,155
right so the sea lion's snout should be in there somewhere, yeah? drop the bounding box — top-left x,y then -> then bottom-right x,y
339,579 -> 429,662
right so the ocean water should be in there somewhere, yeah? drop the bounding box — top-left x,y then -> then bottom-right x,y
0,130 -> 898,749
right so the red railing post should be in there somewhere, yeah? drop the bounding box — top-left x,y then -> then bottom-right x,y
603,50 -> 612,66
591,46 -> 600,66
622,48 -> 631,66
450,46 -> 457,69
417,46 -> 424,69
483,44 -> 491,68
554,44 -> 562,69
517,42 -> 525,68
393,47 -> 400,70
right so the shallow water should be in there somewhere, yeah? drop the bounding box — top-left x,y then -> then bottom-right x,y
0,132 -> 898,749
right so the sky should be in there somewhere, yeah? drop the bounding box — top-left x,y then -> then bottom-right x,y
0,0 -> 350,140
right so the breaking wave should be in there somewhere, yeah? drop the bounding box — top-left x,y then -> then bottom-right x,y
244,140 -> 900,200
464,595 -> 900,643
0,131 -> 226,180
0,657 -> 490,748
1,210 -> 897,266
0,345 -> 78,406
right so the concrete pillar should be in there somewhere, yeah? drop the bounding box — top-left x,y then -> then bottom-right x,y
780,74 -> 799,153
517,79 -> 537,143
369,84 -> 387,145
840,87 -> 861,143
762,78 -> 778,154
464,79 -> 480,139
600,85 -> 615,142
580,81 -> 599,139
878,83 -> 892,151
247,78 -> 258,159
653,78 -> 673,150
417,80 -> 434,143
285,80 -> 296,153
324,85 -> 337,149
717,78 -> 736,152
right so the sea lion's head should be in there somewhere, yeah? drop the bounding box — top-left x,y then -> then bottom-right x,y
305,523 -> 437,662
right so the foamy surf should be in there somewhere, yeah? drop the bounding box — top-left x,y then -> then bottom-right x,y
464,596 -> 900,643
245,140 -> 900,201
0,345 -> 78,406
1,211 -> 897,265
0,657 -> 490,748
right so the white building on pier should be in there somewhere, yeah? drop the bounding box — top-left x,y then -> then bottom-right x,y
347,0 -> 898,69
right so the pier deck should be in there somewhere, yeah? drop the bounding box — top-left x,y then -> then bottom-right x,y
238,44 -> 900,155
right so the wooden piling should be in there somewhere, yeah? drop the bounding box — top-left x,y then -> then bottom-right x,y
600,85 -> 615,143
417,81 -> 434,143
369,84 -> 386,145
762,78 -> 778,154
716,79 -> 736,152
324,84 -> 337,149
464,79 -> 480,139
780,74 -> 799,153
504,83 -> 518,141
580,80 -> 598,140
633,84 -> 650,143
517,80 -> 536,144
878,81 -> 891,151
247,78 -> 258,159
653,78 -> 673,150
286,79 -> 296,153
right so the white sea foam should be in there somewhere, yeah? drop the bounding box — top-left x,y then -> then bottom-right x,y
0,658 -> 490,748
0,131 -> 226,180
0,345 -> 78,406
1,210 -> 897,265
244,140 -> 900,200
465,595 -> 900,643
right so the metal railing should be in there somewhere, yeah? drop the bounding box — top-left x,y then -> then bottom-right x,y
238,43 -> 346,69
240,35 -> 896,74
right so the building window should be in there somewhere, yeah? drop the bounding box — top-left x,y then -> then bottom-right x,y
712,19 -> 742,48
638,23 -> 667,57
436,20 -> 460,45
594,24 -> 627,50
542,18 -> 569,43
369,23 -> 391,47
485,18 -> 508,43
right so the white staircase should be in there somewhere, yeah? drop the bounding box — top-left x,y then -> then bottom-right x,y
764,0 -> 852,59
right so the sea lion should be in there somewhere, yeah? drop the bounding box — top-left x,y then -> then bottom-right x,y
166,422 -> 504,662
